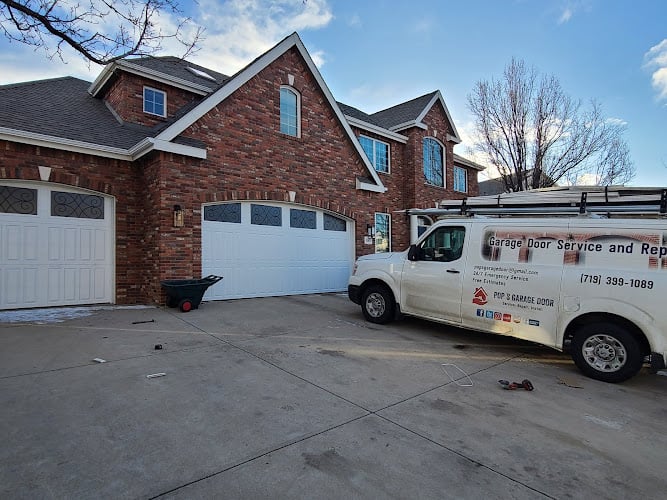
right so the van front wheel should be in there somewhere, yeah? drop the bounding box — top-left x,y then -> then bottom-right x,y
571,323 -> 643,383
361,284 -> 395,324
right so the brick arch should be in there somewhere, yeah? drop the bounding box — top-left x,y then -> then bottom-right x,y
0,166 -> 115,196
199,190 -> 357,220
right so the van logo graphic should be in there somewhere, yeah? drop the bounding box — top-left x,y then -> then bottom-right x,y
472,287 -> 488,306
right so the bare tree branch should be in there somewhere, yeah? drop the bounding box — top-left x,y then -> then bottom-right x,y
467,58 -> 635,191
0,0 -> 204,65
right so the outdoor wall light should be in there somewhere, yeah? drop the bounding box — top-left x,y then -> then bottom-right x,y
367,224 -> 375,237
173,204 -> 184,227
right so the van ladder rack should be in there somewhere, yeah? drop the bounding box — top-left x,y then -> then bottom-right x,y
406,187 -> 667,218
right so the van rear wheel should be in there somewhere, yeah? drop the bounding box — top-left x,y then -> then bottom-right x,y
571,322 -> 643,383
361,284 -> 395,324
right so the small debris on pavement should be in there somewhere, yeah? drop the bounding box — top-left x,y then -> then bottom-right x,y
557,377 -> 584,388
132,319 -> 155,324
92,358 -> 106,363
498,379 -> 534,391
146,373 -> 166,379
154,344 -> 163,350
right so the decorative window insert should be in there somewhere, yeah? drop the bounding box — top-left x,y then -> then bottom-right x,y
0,186 -> 37,215
323,214 -> 346,232
144,87 -> 166,117
51,191 -> 104,219
454,166 -> 467,193
374,213 -> 391,253
251,204 -> 282,226
423,137 -> 444,187
290,209 -> 316,229
359,136 -> 389,173
280,86 -> 300,137
204,203 -> 241,223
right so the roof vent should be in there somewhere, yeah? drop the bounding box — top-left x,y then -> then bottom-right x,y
186,66 -> 217,82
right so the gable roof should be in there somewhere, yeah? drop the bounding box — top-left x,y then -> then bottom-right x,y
370,91 -> 461,143
153,32 -> 386,193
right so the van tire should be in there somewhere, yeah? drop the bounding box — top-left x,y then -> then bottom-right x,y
571,323 -> 643,383
361,284 -> 395,324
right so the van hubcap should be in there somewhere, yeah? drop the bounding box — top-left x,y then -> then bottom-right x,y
365,292 -> 385,318
582,334 -> 626,372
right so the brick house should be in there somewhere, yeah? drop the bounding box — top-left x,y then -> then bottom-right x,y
0,32 -> 482,310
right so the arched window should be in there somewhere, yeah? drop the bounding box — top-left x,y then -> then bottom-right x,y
423,137 -> 444,187
280,86 -> 300,137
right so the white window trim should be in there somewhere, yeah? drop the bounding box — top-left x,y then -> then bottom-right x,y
423,136 -> 446,188
280,85 -> 301,138
143,86 -> 167,118
360,135 -> 391,174
374,212 -> 391,253
454,166 -> 468,193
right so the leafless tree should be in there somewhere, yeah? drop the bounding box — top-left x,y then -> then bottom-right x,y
0,0 -> 203,65
468,58 -> 635,191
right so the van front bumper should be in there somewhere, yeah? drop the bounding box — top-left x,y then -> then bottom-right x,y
348,285 -> 362,305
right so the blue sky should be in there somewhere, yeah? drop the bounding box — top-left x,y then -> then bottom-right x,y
1,0 -> 665,186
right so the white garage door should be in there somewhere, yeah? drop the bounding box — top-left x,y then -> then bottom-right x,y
0,183 -> 114,310
202,202 -> 354,300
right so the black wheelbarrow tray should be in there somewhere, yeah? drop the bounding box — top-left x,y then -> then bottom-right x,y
160,275 -> 223,312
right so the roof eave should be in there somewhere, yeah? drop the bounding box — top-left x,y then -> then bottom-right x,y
0,127 -> 206,161
345,115 -> 408,143
88,60 -> 214,97
357,178 -> 387,193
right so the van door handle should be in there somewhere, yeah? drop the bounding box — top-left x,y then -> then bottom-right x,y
446,269 -> 460,274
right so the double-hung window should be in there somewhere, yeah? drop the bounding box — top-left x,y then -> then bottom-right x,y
374,213 -> 391,253
423,137 -> 444,187
144,87 -> 166,117
280,86 -> 300,137
453,166 -> 467,193
359,136 -> 389,173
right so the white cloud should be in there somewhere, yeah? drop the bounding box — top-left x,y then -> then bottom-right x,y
0,0 -> 334,84
606,117 -> 627,127
644,39 -> 667,100
189,0 -> 333,74
348,13 -> 361,28
558,7 -> 573,24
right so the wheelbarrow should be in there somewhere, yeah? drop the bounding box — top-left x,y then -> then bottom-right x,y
160,275 -> 223,312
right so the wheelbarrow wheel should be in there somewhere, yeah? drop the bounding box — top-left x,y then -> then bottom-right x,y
178,299 -> 193,312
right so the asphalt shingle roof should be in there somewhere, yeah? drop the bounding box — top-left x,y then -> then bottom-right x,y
336,102 -> 386,128
369,91 -> 438,129
0,77 -> 154,149
125,56 -> 229,89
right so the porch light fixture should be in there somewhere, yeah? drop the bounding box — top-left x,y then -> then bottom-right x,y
367,224 -> 375,237
173,204 -> 184,227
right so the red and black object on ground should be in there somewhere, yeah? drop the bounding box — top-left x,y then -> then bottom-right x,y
498,379 -> 534,391
160,275 -> 223,312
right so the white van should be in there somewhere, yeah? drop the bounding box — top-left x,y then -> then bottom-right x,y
348,195 -> 667,383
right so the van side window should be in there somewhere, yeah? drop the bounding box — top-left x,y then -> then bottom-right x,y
420,226 -> 465,262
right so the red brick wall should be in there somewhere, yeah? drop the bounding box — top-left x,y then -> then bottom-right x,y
103,73 -> 203,127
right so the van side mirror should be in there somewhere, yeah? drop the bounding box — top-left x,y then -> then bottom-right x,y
408,244 -> 420,261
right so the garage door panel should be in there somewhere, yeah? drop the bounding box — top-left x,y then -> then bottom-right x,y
0,184 -> 114,309
202,203 -> 353,300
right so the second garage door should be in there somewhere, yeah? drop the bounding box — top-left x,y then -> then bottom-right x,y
202,202 -> 354,300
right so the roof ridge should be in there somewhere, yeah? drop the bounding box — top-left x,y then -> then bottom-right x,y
0,75 -> 89,89
371,90 -> 438,116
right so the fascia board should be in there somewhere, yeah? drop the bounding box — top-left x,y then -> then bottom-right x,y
390,121 -> 428,132
345,116 -> 408,143
447,133 -> 461,144
453,153 -> 485,171
0,128 -> 206,162
89,61 -> 213,97
0,127 -> 131,160
357,178 -> 387,193
416,91 -> 462,142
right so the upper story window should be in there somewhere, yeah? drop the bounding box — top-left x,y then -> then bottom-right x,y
423,137 -> 444,187
144,87 -> 166,117
454,166 -> 468,193
280,86 -> 300,137
359,136 -> 389,173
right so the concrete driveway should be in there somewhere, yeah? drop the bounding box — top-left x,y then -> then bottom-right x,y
1,293 -> 665,499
